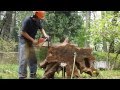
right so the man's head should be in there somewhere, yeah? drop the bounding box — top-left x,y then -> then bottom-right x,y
33,11 -> 46,20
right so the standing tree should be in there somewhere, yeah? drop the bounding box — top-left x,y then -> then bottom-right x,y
0,11 -> 13,40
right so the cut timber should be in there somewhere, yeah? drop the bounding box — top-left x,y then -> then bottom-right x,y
40,44 -> 99,79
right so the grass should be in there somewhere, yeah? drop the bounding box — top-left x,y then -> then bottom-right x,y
96,70 -> 120,79
0,63 -> 45,79
1,63 -> 120,79
0,64 -> 18,79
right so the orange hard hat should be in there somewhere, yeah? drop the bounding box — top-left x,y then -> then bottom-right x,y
33,11 -> 46,19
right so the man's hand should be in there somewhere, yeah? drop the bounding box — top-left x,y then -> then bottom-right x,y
45,35 -> 50,40
41,28 -> 50,40
32,40 -> 38,46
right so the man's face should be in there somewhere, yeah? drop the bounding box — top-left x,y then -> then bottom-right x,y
32,17 -> 41,22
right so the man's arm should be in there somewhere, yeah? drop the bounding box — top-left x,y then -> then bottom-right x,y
40,28 -> 49,38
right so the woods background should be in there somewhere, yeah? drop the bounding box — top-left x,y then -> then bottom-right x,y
0,11 -> 120,70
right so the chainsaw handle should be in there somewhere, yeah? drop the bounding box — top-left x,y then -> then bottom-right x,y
47,36 -> 51,48
42,36 -> 51,48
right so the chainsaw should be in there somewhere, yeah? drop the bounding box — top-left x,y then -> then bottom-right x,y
37,36 -> 51,48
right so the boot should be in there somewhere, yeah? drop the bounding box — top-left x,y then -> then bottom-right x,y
30,73 -> 37,79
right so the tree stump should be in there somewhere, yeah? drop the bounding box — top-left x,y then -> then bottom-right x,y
39,43 -> 99,79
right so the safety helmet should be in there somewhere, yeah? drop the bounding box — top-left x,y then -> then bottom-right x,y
33,11 -> 46,19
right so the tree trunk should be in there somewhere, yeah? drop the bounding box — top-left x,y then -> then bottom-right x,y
1,11 -> 13,40
10,11 -> 16,40
0,11 -> 1,20
107,40 -> 115,70
109,11 -> 119,53
0,11 -> 6,36
84,11 -> 91,48
101,11 -> 108,52
109,40 -> 114,53
102,39 -> 107,52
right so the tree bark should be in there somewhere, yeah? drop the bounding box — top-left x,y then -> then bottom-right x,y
1,11 -> 13,40
101,11 -> 108,52
84,11 -> 91,48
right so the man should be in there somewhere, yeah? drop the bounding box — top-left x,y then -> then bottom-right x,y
18,11 -> 49,79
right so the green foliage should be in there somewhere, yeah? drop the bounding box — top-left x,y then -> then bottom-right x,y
94,51 -> 120,62
16,11 -> 32,29
11,26 -> 19,42
96,70 -> 120,79
43,11 -> 84,43
15,11 -> 33,40
90,11 -> 120,52
0,37 -> 17,52
35,47 -> 48,62
74,27 -> 86,47
93,51 -> 120,69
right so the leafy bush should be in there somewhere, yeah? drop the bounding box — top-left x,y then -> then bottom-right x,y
93,51 -> 119,61
0,37 -> 18,52
36,47 -> 48,62
93,51 -> 120,69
